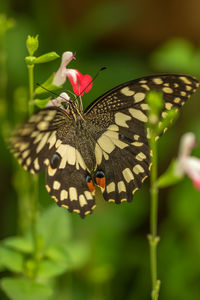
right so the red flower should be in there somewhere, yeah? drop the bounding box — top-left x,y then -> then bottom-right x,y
68,69 -> 92,96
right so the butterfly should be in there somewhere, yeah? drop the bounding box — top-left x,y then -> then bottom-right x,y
10,74 -> 199,218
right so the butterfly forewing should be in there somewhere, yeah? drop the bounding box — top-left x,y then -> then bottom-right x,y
85,74 -> 199,115
10,107 -> 70,173
10,74 -> 199,217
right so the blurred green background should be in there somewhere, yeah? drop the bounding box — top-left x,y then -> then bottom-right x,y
1,0 -> 200,299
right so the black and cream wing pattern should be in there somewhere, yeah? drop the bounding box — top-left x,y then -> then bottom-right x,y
10,74 -> 199,218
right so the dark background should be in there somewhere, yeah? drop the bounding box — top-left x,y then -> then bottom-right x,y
1,0 -> 200,299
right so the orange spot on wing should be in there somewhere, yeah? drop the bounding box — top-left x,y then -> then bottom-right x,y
87,180 -> 95,194
95,176 -> 106,190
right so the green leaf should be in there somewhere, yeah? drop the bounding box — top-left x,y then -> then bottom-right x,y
34,52 -> 59,64
65,241 -> 90,270
45,242 -> 90,270
26,35 -> 39,56
36,205 -> 72,251
0,246 -> 24,273
37,259 -> 68,279
34,73 -> 61,95
151,38 -> 200,74
158,160 -> 183,188
34,98 -> 51,109
3,236 -> 33,254
0,14 -> 15,36
45,245 -> 71,263
0,278 -> 53,300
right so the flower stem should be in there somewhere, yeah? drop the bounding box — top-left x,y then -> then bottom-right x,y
27,64 -> 34,116
148,132 -> 161,300
27,62 -> 40,278
0,25 -> 9,138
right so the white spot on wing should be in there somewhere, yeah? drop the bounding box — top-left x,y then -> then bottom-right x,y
53,180 -> 61,190
179,76 -> 192,85
133,164 -> 145,174
36,132 -> 50,153
165,102 -> 173,110
135,152 -> 146,161
129,108 -> 148,122
84,191 -> 93,200
79,194 -> 87,207
34,157 -> 40,170
140,103 -> 149,110
37,121 -> 49,131
106,182 -> 115,194
120,87 -> 135,96
174,97 -> 181,103
117,181 -> 126,193
115,112 -> 131,128
97,135 -> 115,154
22,149 -> 30,159
122,168 -> 134,183
95,143 -> 103,165
107,124 -> 119,131
69,187 -> 78,201
48,165 -> 57,176
60,189 -> 68,200
163,87 -> 173,94
47,131 -> 57,149
153,78 -> 163,85
134,92 -> 145,103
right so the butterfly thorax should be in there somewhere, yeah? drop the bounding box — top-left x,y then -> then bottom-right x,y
68,101 -> 84,121
74,118 -> 97,171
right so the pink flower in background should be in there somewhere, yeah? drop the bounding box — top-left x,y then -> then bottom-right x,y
175,132 -> 200,190
53,51 -> 92,96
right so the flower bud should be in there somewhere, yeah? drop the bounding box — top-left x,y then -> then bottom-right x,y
26,35 -> 39,56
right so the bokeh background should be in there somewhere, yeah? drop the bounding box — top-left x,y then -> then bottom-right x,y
1,0 -> 200,299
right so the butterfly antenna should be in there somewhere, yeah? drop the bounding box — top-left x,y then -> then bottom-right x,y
36,83 -> 73,104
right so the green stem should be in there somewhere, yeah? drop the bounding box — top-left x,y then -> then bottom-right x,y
27,62 -> 40,278
27,64 -> 34,116
0,31 -> 10,138
148,131 -> 161,300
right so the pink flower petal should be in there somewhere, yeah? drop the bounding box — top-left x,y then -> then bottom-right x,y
193,179 -> 200,190
53,51 -> 75,86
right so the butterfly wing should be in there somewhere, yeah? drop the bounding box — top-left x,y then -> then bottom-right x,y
10,106 -> 96,218
46,161 -> 96,218
85,74 -> 199,203
10,107 -> 70,173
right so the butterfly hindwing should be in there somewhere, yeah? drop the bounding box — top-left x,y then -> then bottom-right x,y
46,155 -> 96,218
86,107 -> 151,203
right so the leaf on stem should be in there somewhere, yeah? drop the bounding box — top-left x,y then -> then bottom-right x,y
0,278 -> 53,300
